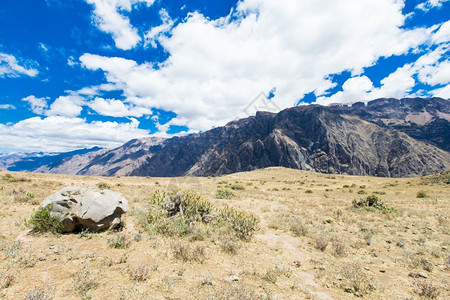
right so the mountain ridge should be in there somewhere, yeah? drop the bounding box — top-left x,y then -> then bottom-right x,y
4,97 -> 450,178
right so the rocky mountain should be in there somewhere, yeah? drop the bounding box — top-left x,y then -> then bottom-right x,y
27,97 -> 450,177
0,147 -> 101,172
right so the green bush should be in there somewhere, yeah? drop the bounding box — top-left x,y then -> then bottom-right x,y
230,184 -> 245,190
97,182 -> 111,190
26,204 -> 64,234
352,195 -> 396,213
143,190 -> 259,241
416,191 -> 427,198
216,188 -> 234,199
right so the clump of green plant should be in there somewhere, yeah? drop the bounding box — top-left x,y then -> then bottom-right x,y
305,189 -> 313,194
26,204 -> 65,234
421,170 -> 449,185
230,184 -> 245,190
2,174 -> 30,183
144,190 -> 259,241
218,205 -> 259,241
107,234 -> 131,249
216,188 -> 234,199
352,195 -> 396,213
357,190 -> 367,195
96,182 -> 110,190
416,191 -> 427,198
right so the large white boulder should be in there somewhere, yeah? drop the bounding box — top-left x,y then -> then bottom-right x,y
40,186 -> 128,232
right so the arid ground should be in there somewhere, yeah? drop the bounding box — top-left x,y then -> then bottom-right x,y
0,167 -> 448,299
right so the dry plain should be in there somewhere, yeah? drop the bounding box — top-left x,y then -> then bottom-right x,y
0,167 -> 448,299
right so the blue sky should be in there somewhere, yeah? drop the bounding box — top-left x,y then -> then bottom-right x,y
0,0 -> 449,153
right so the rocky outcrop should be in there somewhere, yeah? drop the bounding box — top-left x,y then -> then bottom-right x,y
41,186 -> 128,232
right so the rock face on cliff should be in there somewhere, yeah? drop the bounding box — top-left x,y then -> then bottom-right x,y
34,97 -> 450,177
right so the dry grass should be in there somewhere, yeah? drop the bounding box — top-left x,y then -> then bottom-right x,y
0,167 -> 448,299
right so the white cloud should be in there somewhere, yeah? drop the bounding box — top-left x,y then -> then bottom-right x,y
430,84 -> 450,98
86,0 -> 155,50
80,0 -> 430,132
316,76 -> 374,105
144,8 -> 174,48
0,104 -> 16,110
22,95 -> 49,115
88,97 -> 152,117
0,53 -> 38,78
0,116 -> 149,152
46,95 -> 85,117
432,20 -> 450,44
417,0 -> 449,11
74,83 -> 119,96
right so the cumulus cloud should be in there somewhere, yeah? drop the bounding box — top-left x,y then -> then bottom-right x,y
316,19 -> 450,105
417,0 -> 449,11
0,104 -> 16,110
88,97 -> 152,117
46,95 -> 85,117
144,8 -> 174,48
0,116 -> 149,152
22,95 -> 49,115
86,0 -> 155,50
80,0 -> 431,132
0,53 -> 38,78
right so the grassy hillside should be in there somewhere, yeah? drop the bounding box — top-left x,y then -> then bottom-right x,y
0,168 -> 448,299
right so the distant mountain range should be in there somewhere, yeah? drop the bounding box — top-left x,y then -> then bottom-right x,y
2,98 -> 449,178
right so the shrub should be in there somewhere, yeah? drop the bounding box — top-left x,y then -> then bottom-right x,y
144,190 -> 259,241
128,265 -> 150,281
216,188 -> 234,199
352,195 -> 396,213
25,288 -> 54,300
72,267 -> 98,298
220,237 -> 241,255
332,240 -> 347,257
305,189 -> 313,194
230,184 -> 245,190
415,280 -> 440,299
341,263 -> 372,296
315,236 -> 329,251
96,182 -> 110,190
26,204 -> 64,234
218,205 -> 259,241
107,234 -> 131,249
416,191 -> 427,198
289,219 -> 308,237
2,174 -> 30,183
171,241 -> 206,263
357,190 -> 367,195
